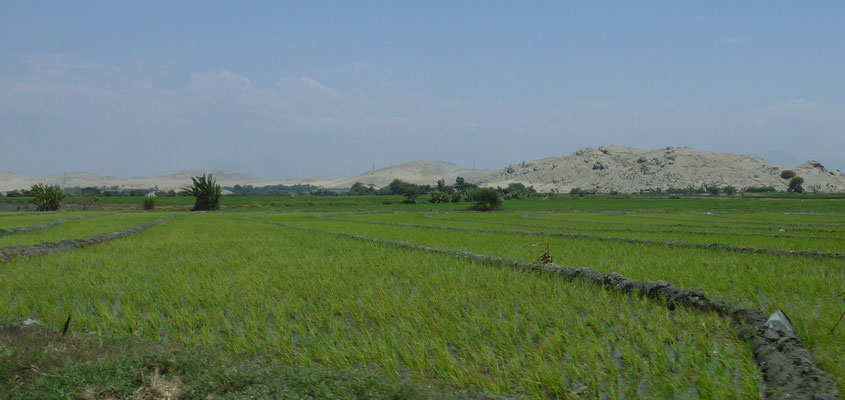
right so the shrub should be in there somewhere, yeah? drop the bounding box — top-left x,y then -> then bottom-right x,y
30,183 -> 66,211
745,186 -> 776,193
181,173 -> 222,211
142,197 -> 155,210
402,187 -> 419,204
780,170 -> 796,179
723,186 -> 737,196
788,176 -> 804,193
470,188 -> 502,211
706,186 -> 720,196
450,191 -> 462,203
429,190 -> 446,204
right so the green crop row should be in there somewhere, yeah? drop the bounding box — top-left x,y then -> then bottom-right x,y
335,213 -> 845,253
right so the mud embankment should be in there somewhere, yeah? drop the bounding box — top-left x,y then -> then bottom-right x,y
0,214 -> 185,262
435,216 -> 845,242
526,215 -> 845,234
0,213 -> 116,238
334,219 -> 845,260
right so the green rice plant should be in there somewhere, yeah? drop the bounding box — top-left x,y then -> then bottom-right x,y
0,213 -> 760,398
181,173 -> 221,211
29,183 -> 66,211
0,212 -> 87,231
833,291 -> 845,334
524,242 -> 553,264
264,212 -> 844,387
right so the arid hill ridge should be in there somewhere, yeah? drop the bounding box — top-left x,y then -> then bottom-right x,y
475,145 -> 845,193
2,146 -> 844,193
0,162 -> 487,192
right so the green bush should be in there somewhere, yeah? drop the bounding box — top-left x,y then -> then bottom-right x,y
402,187 -> 419,204
142,197 -> 155,210
788,176 -> 805,193
745,186 -> 776,193
723,186 -> 737,196
780,170 -> 796,179
470,188 -> 503,211
181,174 -> 222,211
429,190 -> 446,204
706,186 -> 720,196
30,183 -> 66,211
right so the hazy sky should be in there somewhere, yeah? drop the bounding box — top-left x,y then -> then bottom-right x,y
2,1 -> 844,178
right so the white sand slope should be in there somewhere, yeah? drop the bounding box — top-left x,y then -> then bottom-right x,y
0,170 -> 267,192
305,161 -> 489,189
0,162 -> 488,192
474,145 -> 845,193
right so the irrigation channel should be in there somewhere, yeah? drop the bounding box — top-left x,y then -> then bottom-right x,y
249,215 -> 840,399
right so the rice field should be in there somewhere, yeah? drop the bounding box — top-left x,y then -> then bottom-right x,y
1,197 -> 842,398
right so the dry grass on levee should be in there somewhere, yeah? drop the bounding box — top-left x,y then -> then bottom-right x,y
0,213 -> 758,399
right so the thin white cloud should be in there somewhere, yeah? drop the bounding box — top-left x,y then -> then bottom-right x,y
2,56 -> 843,176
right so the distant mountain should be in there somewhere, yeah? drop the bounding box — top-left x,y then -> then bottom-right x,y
0,170 -> 266,192
3,149 -> 844,193
474,145 -> 845,193
312,161 -> 489,189
0,162 -> 488,192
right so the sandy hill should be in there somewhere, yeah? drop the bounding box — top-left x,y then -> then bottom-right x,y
0,170 -> 266,192
474,145 -> 845,193
312,161 -> 489,189
0,161 -> 488,192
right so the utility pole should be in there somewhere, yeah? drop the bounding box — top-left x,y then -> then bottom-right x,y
472,159 -> 476,170
372,163 -> 375,174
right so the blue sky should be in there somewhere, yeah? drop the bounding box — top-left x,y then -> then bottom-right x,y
1,1 -> 843,178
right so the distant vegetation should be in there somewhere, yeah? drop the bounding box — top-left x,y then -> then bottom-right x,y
470,187 -> 503,211
745,186 -> 777,193
226,183 -> 321,196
